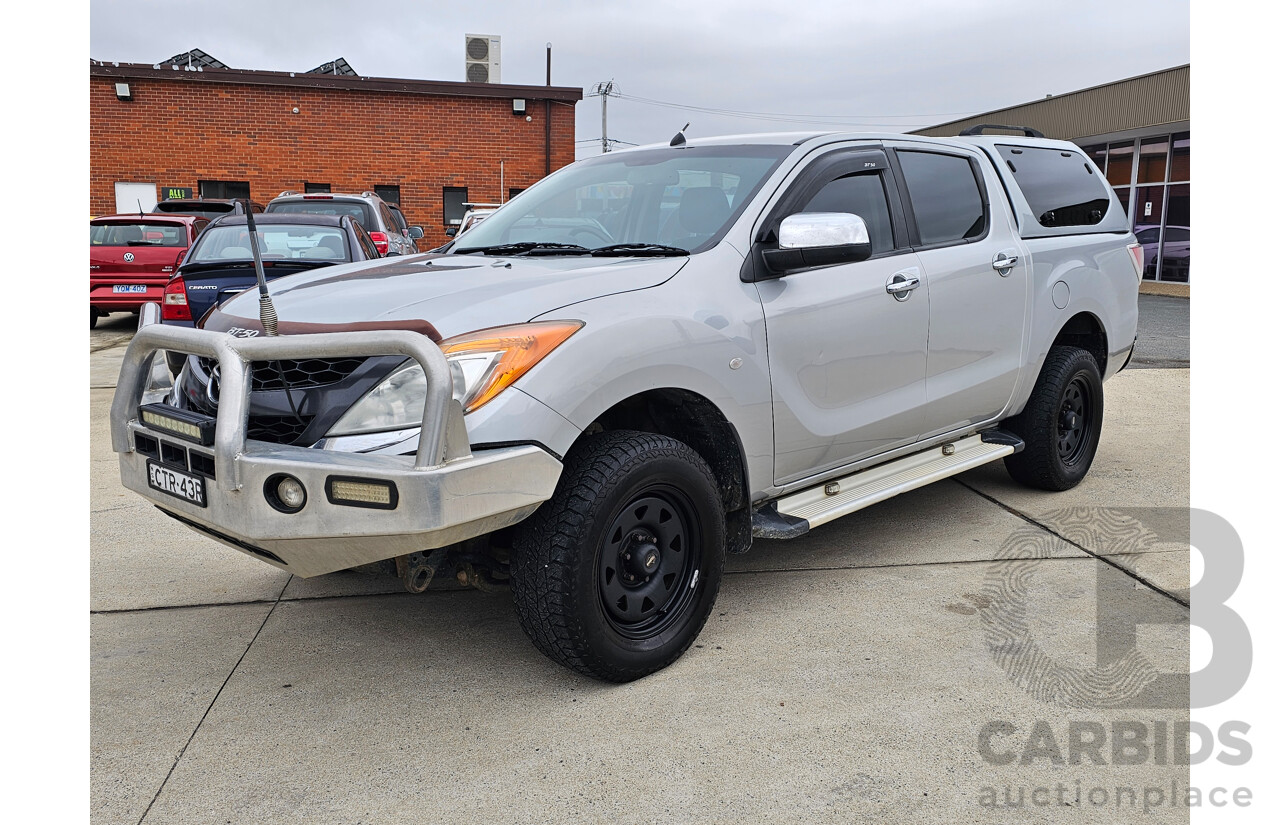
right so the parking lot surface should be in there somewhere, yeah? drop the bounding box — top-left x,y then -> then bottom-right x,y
91,303 -> 1191,824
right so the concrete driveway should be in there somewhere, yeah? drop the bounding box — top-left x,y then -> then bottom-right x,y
91,325 -> 1191,823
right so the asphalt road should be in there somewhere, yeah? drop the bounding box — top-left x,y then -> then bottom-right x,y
89,303 -> 1193,823
1129,294 -> 1190,369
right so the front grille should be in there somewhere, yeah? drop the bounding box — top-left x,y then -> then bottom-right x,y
196,356 -> 366,392
247,415 -> 315,445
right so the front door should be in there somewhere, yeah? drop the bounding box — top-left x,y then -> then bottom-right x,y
755,149 -> 930,485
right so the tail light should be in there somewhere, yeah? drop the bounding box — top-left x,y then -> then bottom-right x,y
162,275 -> 191,321
368,231 -> 389,255
1126,242 -> 1144,281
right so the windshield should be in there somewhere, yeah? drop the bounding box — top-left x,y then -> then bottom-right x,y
90,222 -> 187,247
453,144 -> 791,254
267,199 -> 374,228
188,224 -> 350,263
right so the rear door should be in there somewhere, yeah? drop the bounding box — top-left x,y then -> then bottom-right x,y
755,148 -> 930,484
886,143 -> 1029,438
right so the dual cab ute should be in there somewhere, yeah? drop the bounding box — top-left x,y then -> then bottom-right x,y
112,128 -> 1141,681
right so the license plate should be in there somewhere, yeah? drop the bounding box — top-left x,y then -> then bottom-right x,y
147,461 -> 207,507
113,284 -> 148,294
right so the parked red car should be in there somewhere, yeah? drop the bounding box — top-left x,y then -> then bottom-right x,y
90,214 -> 208,328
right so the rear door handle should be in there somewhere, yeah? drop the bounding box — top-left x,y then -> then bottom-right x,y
992,252 -> 1019,274
886,272 -> 920,301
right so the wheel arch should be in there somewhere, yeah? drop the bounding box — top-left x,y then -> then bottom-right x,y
579,388 -> 752,554
1050,310 -> 1109,376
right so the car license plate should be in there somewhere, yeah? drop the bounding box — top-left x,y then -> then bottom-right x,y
113,284 -> 148,294
147,460 -> 207,507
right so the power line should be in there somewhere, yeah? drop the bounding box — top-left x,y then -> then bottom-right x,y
609,91 -> 977,127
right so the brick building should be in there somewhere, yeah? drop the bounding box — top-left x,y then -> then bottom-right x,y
90,58 -> 582,248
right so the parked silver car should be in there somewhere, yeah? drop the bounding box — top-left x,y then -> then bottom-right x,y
265,191 -> 422,255
112,129 -> 1140,681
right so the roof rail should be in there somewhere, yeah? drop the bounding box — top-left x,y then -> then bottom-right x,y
957,124 -> 1046,138
278,190 -> 300,197
361,191 -> 377,199
462,202 -> 503,209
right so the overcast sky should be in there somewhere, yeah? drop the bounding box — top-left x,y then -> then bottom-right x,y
90,0 -> 1189,158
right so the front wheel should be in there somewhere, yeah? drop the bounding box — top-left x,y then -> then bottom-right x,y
511,430 -> 725,682
1002,345 -> 1103,491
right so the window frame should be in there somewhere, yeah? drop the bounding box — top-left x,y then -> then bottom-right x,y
755,148 -> 910,260
443,186 -> 469,226
887,148 -> 991,251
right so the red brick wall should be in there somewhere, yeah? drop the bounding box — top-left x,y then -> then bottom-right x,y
90,77 -> 577,247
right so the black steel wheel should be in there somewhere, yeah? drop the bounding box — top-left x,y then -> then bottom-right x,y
511,430 -> 725,682
1003,345 -> 1104,491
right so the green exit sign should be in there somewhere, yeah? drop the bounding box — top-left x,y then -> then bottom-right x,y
162,187 -> 193,200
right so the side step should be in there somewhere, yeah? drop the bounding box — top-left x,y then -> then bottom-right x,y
753,432 -> 1020,537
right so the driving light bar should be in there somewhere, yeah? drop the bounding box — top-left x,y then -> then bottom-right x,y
325,476 -> 399,510
139,404 -> 216,446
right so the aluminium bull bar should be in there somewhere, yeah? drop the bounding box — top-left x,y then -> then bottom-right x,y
109,304 -> 562,577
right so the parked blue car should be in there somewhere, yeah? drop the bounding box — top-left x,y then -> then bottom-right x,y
161,213 -> 382,329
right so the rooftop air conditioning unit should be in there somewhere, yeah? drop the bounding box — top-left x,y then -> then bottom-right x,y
465,34 -> 500,84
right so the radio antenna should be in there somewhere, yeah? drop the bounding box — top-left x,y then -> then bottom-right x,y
242,202 -> 279,336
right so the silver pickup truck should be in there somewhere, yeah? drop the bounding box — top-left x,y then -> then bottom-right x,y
111,127 -> 1141,681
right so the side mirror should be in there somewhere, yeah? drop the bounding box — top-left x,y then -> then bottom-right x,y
761,212 -> 872,274
445,227 -> 458,237
408,226 -> 424,240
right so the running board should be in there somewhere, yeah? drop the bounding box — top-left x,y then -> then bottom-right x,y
757,433 -> 1018,535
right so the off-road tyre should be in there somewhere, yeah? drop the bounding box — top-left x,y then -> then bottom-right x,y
1002,345 -> 1104,491
511,430 -> 726,682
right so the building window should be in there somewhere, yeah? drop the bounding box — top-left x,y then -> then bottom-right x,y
305,182 -> 331,194
443,187 -> 469,225
198,180 -> 250,200
1086,131 -> 1190,283
374,185 -> 401,205
508,187 -> 525,200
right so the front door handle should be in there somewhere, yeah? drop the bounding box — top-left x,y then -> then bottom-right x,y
886,272 -> 920,301
992,252 -> 1019,274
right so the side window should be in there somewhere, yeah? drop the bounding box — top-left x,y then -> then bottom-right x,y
996,144 -> 1111,227
378,202 -> 397,233
798,172 -> 894,255
353,223 -> 379,259
897,151 -> 986,246
192,219 -> 209,238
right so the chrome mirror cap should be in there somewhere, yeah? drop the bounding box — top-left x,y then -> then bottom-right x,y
778,212 -> 870,249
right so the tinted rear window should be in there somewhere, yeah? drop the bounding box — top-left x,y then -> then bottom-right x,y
154,201 -> 234,214
90,222 -> 187,247
897,151 -> 987,245
268,199 -> 374,228
997,145 -> 1111,228
189,225 -> 351,263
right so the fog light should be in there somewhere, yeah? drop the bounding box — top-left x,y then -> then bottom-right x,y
325,476 -> 399,510
264,474 -> 307,513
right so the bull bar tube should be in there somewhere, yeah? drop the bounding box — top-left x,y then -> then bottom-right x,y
109,304 -> 563,577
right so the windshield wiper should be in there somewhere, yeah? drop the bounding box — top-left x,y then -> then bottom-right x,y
589,243 -> 689,257
454,242 -> 590,256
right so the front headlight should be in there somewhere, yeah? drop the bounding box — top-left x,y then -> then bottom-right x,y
326,321 -> 582,436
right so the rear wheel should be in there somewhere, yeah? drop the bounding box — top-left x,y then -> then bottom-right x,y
511,430 -> 725,682
90,308 -> 101,329
1002,345 -> 1103,491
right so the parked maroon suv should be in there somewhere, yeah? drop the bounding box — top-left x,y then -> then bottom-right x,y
90,214 -> 208,328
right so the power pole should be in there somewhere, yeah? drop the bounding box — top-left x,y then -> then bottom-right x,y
594,80 -> 615,153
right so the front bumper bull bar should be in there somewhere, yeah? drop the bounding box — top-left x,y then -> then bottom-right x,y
110,304 -> 562,577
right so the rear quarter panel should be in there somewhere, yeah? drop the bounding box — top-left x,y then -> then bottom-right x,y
1005,233 -> 1140,417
